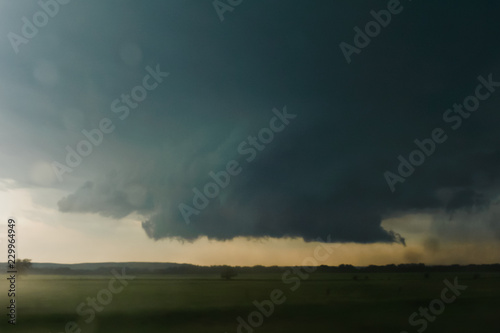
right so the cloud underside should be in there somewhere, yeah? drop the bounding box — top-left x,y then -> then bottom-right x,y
38,1 -> 500,244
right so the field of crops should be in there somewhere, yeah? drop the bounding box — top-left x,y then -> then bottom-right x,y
0,272 -> 498,332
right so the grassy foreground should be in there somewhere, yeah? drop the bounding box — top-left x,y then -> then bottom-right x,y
0,272 -> 498,332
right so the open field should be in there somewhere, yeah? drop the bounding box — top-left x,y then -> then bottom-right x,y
0,272 -> 499,332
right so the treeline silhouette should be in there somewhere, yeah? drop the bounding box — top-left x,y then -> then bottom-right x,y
21,263 -> 500,275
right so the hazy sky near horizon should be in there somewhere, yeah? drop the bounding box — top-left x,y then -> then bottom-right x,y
1,0 -> 500,265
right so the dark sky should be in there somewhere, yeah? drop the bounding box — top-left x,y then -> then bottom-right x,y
1,0 -> 500,247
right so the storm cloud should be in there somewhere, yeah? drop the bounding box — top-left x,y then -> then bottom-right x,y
1,1 -> 499,244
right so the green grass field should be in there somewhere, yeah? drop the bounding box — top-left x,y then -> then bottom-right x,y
0,272 -> 498,332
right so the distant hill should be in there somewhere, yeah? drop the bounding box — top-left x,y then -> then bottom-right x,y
1,262 -> 499,275
30,262 -> 188,270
